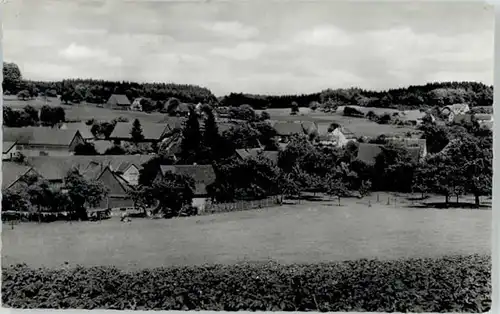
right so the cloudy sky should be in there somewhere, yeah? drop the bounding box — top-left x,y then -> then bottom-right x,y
2,0 -> 494,96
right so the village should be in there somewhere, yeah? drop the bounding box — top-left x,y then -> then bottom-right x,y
0,1 -> 494,311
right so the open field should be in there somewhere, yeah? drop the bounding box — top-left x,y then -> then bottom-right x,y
5,98 -> 416,137
2,194 -> 491,270
3,97 -> 167,123
257,107 -> 418,137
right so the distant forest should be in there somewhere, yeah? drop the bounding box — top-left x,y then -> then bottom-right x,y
220,82 -> 493,110
3,62 -> 493,110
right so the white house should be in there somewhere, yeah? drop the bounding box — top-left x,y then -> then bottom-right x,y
440,103 -> 470,122
3,141 -> 18,161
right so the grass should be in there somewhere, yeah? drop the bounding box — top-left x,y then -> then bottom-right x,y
3,97 -> 166,124
2,194 -> 491,270
257,107 -> 418,138
6,98 -> 416,137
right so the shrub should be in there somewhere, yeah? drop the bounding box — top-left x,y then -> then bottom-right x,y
2,255 -> 491,312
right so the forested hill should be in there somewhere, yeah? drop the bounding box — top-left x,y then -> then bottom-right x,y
3,62 -> 493,110
220,81 -> 493,109
29,79 -> 218,105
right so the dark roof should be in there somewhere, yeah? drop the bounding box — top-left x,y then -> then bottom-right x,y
272,122 -> 306,136
235,148 -> 279,164
176,103 -> 194,113
3,127 -> 81,146
157,116 -> 186,130
107,94 -> 131,106
2,162 -> 37,190
26,155 -> 155,181
61,122 -> 94,139
356,143 -> 383,164
159,165 -> 216,195
357,143 -> 422,165
3,141 -> 17,153
109,122 -> 169,141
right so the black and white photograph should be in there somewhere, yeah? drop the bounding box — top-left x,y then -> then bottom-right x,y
0,0 -> 494,312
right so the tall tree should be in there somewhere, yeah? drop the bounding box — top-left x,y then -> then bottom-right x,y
64,169 -> 108,220
179,107 -> 202,164
137,171 -> 195,218
130,119 -> 145,144
3,62 -> 23,93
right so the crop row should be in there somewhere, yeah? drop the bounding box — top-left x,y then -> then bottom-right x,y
2,254 -> 491,312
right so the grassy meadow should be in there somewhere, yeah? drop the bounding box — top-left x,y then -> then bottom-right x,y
2,193 -> 491,270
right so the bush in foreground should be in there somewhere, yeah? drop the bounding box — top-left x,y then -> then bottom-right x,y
2,255 -> 491,312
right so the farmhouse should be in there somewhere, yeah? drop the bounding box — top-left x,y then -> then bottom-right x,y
173,103 -> 194,117
356,143 -> 384,165
109,122 -> 171,144
131,98 -> 144,111
156,165 -> 216,211
60,122 -> 94,142
157,116 -> 186,130
2,162 -> 39,191
235,148 -> 279,164
269,121 -> 316,142
105,94 -> 131,110
3,127 -> 85,157
315,124 -> 357,148
24,155 -> 154,208
440,103 -> 470,122
3,141 -> 18,161
356,142 -> 422,165
26,155 -> 154,189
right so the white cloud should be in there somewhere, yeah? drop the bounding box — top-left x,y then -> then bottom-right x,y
294,25 -> 353,47
58,43 -> 123,66
203,21 -> 259,39
210,42 -> 267,60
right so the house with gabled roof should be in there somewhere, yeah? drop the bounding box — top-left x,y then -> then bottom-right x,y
440,103 -> 470,122
105,94 -> 131,110
131,98 -> 144,111
156,165 -> 217,211
356,142 -> 422,165
24,155 -> 152,191
109,121 -> 171,144
60,122 -> 94,142
3,141 -> 18,161
269,121 -> 307,142
2,162 -> 40,191
3,127 -> 85,157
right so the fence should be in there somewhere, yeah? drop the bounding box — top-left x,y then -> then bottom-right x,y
2,208 -> 112,223
200,196 -> 281,216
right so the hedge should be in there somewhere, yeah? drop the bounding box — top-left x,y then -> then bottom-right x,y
2,254 -> 491,312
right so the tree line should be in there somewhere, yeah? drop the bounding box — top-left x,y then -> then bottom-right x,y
3,105 -> 65,127
4,62 -> 493,112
